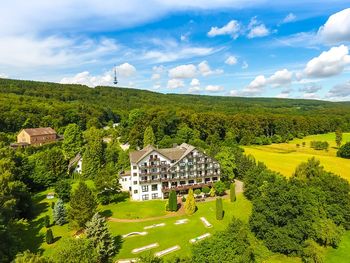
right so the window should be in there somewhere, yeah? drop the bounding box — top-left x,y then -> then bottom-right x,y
152,184 -> 158,191
142,194 -> 149,201
142,185 -> 149,192
180,181 -> 186,185
197,179 -> 202,183
152,193 -> 158,199
133,173 -> 137,177
133,166 -> 137,169
134,189 -> 138,194
133,181 -> 138,185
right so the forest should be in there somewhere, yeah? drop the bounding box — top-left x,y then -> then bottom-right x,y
1,78 -> 350,262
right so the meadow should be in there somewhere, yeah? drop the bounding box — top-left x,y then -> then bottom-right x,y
244,132 -> 350,180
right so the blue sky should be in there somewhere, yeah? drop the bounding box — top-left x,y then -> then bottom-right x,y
1,1 -> 350,100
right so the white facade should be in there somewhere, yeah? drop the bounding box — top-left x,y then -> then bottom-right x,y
121,143 -> 220,201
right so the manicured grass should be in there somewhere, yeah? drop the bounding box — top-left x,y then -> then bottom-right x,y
244,133 -> 350,180
110,194 -> 252,260
100,199 -> 167,219
325,231 -> 350,263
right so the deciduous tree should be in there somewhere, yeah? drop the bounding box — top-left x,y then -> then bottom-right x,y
143,126 -> 155,147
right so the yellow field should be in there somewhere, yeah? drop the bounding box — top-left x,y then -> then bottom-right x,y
244,133 -> 350,180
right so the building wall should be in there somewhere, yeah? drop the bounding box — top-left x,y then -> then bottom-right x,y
17,130 -> 56,145
127,148 -> 220,201
120,175 -> 132,192
17,130 -> 31,144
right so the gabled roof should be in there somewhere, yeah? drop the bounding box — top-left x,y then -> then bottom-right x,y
68,153 -> 82,169
22,127 -> 56,136
129,143 -> 196,164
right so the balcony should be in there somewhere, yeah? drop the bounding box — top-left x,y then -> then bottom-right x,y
162,182 -> 214,193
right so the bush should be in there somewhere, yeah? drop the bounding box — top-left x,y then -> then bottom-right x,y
271,134 -> 282,143
209,187 -> 216,197
165,201 -> 169,211
55,180 -> 72,202
44,215 -> 50,228
337,142 -> 350,159
216,198 -> 223,220
214,181 -> 226,196
310,141 -> 329,150
185,189 -> 196,215
181,196 -> 186,202
168,190 -> 177,211
202,186 -> 210,194
194,189 -> 201,195
230,183 -> 236,202
46,229 -> 54,244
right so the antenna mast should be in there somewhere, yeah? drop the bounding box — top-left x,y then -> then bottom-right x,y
113,65 -> 118,85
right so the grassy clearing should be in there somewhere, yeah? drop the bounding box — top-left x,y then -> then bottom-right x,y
244,133 -> 350,180
325,231 -> 350,263
110,194 -> 252,260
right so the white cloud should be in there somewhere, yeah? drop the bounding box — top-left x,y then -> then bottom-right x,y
0,35 -> 119,67
268,69 -> 293,87
243,75 -> 267,94
229,89 -> 240,96
207,20 -> 241,39
168,64 -> 196,79
205,85 -> 224,93
116,63 -> 136,77
60,71 -> 113,87
304,45 -> 350,78
242,61 -> 249,69
225,56 -> 238,65
328,80 -> 350,98
247,17 -> 270,39
282,13 -> 296,24
198,61 -> 223,76
143,46 -> 216,63
151,73 -> 161,80
299,83 -> 322,93
153,65 -> 165,73
0,73 -> 8,78
318,8 -> 350,43
167,78 -> 184,89
190,78 -> 200,87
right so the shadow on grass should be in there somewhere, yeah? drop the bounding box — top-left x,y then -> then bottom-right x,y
114,235 -> 123,255
100,209 -> 113,218
53,236 -> 62,243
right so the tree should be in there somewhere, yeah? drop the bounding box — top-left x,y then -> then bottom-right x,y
95,169 -> 121,205
185,189 -> 196,215
13,250 -> 48,263
53,199 -> 67,226
168,190 -> 177,212
30,147 -> 68,188
82,127 -> 104,178
202,186 -> 210,195
63,123 -> 84,159
192,218 -> 268,262
85,213 -> 116,262
209,187 -> 215,197
46,229 -> 54,244
143,126 -> 155,147
68,181 -> 97,229
44,215 -> 50,228
194,189 -> 201,196
230,183 -> 236,202
335,129 -> 342,148
293,157 -> 324,180
49,237 -> 98,263
214,181 -> 226,196
302,239 -> 324,263
54,180 -> 72,202
216,198 -> 223,220
337,142 -> 350,159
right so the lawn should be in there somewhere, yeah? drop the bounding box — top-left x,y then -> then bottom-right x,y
109,193 -> 252,261
244,132 -> 350,180
325,231 -> 350,263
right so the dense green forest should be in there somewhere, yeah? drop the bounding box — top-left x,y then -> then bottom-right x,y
1,78 -> 350,149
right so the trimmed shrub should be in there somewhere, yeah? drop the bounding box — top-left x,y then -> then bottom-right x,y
185,189 -> 196,215
46,229 -> 54,244
216,198 -> 223,220
168,190 -> 177,211
194,189 -> 201,195
230,183 -> 236,202
337,142 -> 350,159
181,196 -> 186,202
202,186 -> 210,195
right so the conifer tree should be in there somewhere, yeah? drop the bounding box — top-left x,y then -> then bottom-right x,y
209,187 -> 216,197
216,198 -> 223,220
185,188 -> 196,215
85,213 -> 116,262
44,215 -> 50,228
68,181 -> 97,229
53,199 -> 67,226
143,126 -> 155,147
230,183 -> 236,202
46,229 -> 54,244
168,190 -> 177,211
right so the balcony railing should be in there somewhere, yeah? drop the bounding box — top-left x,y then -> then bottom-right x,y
162,182 -> 214,193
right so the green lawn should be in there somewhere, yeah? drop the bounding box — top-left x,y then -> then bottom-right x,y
100,199 -> 167,219
110,194 -> 252,260
244,133 -> 350,180
325,231 -> 350,263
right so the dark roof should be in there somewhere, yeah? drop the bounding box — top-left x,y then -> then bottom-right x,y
22,127 -> 56,136
129,143 -> 195,164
